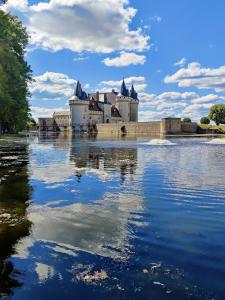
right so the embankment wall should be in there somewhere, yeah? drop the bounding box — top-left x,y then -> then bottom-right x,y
96,118 -> 199,136
96,121 -> 161,136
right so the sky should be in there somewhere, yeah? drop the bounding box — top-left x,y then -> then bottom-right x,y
2,0 -> 225,121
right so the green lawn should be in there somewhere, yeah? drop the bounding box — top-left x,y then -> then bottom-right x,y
199,124 -> 225,133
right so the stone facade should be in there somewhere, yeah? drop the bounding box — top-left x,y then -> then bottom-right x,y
69,80 -> 139,132
38,118 -> 58,132
96,122 -> 161,136
181,121 -> 198,133
53,111 -> 70,131
160,118 -> 182,135
96,118 -> 198,136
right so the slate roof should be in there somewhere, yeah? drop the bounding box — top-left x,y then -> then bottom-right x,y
111,105 -> 121,118
89,97 -> 102,112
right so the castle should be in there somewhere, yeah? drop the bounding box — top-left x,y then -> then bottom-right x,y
38,79 -> 198,136
38,79 -> 139,133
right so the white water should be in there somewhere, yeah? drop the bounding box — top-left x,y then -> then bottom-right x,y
141,139 -> 176,146
206,138 -> 225,144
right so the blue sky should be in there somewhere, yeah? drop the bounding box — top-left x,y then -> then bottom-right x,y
3,0 -> 225,121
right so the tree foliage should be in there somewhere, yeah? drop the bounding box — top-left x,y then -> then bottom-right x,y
200,116 -> 210,125
209,104 -> 225,125
0,10 -> 32,133
183,117 -> 191,123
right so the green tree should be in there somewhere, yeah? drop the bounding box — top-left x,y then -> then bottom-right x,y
183,117 -> 192,123
200,116 -> 210,125
27,114 -> 37,127
209,104 -> 225,125
0,10 -> 32,133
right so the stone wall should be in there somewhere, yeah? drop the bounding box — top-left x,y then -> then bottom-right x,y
38,118 -> 58,132
89,111 -> 103,124
96,121 -> 161,136
160,118 -> 182,134
53,113 -> 70,131
181,122 -> 198,133
39,117 -> 198,135
96,118 -> 198,136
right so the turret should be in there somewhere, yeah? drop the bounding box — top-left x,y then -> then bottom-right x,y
69,81 -> 89,132
115,79 -> 131,122
130,84 -> 139,121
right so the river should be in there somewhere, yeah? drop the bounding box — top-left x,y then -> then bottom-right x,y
0,135 -> 225,299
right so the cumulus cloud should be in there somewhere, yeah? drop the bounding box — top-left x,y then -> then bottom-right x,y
103,51 -> 146,67
5,0 -> 149,53
100,76 -> 147,92
2,0 -> 28,12
31,106 -> 66,120
191,94 -> 225,104
138,90 -> 224,122
165,62 -> 225,93
174,57 -> 187,67
31,72 -> 76,98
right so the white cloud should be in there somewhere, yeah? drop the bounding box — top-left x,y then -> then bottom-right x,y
100,76 -> 147,92
73,56 -> 89,62
84,83 -> 90,89
191,94 -> 225,104
31,72 -> 76,98
157,91 -> 197,101
103,51 -> 146,67
138,90 -> 223,122
138,91 -> 197,107
174,57 -> 187,67
2,0 -> 28,12
165,62 -> 225,92
151,16 -> 162,23
31,106 -> 66,120
5,0 -> 150,53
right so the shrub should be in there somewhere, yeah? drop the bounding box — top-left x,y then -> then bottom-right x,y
183,117 -> 191,123
200,116 -> 210,125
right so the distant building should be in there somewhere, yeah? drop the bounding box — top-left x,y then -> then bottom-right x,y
38,80 -> 139,133
38,118 -> 58,132
53,111 -> 70,131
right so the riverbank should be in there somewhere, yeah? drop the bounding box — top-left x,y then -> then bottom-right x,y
165,133 -> 225,138
198,124 -> 225,133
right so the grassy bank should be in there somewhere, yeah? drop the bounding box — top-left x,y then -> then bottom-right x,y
199,124 -> 225,134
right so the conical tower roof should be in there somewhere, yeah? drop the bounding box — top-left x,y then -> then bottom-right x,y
73,80 -> 87,100
74,80 -> 83,99
120,79 -> 129,97
130,83 -> 138,100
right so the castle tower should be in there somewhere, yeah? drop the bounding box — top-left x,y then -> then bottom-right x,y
129,84 -> 139,122
69,81 -> 89,132
115,79 -> 131,122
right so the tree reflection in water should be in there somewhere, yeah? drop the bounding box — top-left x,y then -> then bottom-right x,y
0,143 -> 32,298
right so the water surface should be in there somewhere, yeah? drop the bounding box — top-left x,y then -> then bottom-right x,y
0,136 -> 225,299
